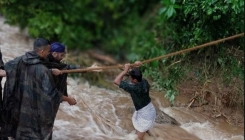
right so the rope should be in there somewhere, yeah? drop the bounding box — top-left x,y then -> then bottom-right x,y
61,33 -> 244,73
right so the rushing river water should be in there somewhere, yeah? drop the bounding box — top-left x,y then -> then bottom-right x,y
0,16 -> 244,140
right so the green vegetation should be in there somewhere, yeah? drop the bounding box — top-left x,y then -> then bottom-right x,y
0,0 -> 244,103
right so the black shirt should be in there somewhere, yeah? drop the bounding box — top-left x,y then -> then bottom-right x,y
43,54 -> 79,96
119,78 -> 151,111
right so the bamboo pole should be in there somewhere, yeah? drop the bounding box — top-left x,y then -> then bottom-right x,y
61,33 -> 244,73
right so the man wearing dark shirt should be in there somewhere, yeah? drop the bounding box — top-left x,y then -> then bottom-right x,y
114,62 -> 156,140
43,42 -> 77,105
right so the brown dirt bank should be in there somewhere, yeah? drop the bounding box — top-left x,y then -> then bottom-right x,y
175,72 -> 244,128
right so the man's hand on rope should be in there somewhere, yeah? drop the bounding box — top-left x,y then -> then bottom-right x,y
124,63 -> 131,73
122,61 -> 142,73
88,63 -> 103,72
133,61 -> 142,68
51,68 -> 63,75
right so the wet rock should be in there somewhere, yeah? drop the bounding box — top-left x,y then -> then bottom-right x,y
155,109 -> 180,125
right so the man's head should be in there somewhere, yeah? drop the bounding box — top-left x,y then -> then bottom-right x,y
129,68 -> 142,84
33,38 -> 51,58
50,42 -> 66,61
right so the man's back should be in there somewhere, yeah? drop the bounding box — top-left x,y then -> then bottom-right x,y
119,78 -> 151,111
2,51 -> 62,139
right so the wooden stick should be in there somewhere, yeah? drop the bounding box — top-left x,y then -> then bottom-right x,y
61,33 -> 244,73
189,92 -> 199,102
61,64 -> 126,73
187,99 -> 195,109
141,33 -> 244,64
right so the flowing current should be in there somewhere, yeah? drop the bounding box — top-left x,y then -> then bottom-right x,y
0,16 -> 244,140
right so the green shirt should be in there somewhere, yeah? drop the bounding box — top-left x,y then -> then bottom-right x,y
119,78 -> 151,111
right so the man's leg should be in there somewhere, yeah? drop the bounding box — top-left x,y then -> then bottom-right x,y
136,130 -> 145,140
146,130 -> 152,136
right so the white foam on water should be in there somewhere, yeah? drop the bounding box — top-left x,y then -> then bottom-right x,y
224,135 -> 244,140
162,107 -> 209,124
181,121 -> 244,140
53,78 -> 131,140
181,121 -> 226,140
0,16 -> 32,60
161,107 -> 244,140
124,130 -> 138,140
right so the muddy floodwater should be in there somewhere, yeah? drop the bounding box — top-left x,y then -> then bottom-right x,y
0,16 -> 244,140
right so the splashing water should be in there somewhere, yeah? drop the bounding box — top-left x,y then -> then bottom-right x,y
0,16 -> 244,140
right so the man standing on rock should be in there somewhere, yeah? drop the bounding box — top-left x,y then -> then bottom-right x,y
1,38 -> 63,139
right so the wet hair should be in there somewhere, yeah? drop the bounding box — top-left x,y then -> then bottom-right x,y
129,68 -> 142,82
33,38 -> 50,52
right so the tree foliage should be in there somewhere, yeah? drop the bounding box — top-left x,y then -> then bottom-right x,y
0,0 -> 244,103
0,0 -> 158,53
172,0 -> 244,49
